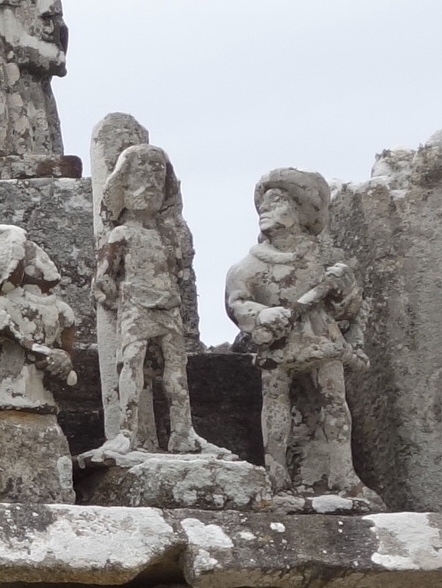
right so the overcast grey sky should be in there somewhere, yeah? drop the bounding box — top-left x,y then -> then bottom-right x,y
55,0 -> 442,345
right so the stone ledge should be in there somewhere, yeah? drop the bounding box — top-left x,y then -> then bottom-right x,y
0,505 -> 441,587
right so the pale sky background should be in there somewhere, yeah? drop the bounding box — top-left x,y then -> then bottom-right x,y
54,0 -> 442,345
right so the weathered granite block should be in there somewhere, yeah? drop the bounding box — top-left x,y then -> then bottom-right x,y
328,135 -> 442,512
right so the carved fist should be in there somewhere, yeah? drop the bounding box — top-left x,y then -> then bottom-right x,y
45,349 -> 73,380
252,306 -> 292,344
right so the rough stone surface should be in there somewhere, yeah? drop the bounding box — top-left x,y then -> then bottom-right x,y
50,347 -> 104,455
226,168 -> 380,508
0,154 -> 82,179
75,453 -> 271,511
0,177 -> 95,345
327,133 -> 442,512
0,412 -> 74,503
0,0 -> 73,178
0,505 -> 441,586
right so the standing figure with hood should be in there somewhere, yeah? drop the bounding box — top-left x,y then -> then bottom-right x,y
94,144 -> 215,455
226,168 -> 381,506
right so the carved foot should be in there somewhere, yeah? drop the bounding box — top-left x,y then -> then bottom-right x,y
168,429 -> 238,460
95,431 -> 131,457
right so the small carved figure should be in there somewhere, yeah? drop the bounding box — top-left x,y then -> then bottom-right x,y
0,225 -> 76,503
94,145 -> 208,454
226,168 -> 373,498
0,225 -> 76,412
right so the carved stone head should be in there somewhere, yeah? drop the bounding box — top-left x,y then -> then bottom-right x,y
254,168 -> 331,237
103,144 -> 180,223
0,0 -> 68,76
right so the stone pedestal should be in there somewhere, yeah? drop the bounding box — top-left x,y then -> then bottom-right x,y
75,451 -> 271,511
0,411 -> 74,504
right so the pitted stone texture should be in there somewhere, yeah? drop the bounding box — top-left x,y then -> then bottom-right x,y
0,412 -> 74,503
328,132 -> 442,512
0,154 -> 82,179
0,505 -> 442,587
0,1 -> 71,178
75,454 -> 271,511
0,177 -> 95,344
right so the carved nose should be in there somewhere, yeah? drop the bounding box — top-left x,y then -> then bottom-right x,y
54,18 -> 69,54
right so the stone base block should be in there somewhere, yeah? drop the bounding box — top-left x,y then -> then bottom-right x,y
75,451 -> 272,510
0,505 -> 441,587
0,411 -> 74,504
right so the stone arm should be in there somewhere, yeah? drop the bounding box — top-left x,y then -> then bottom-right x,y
226,263 -> 291,344
316,263 -> 369,371
93,226 -> 126,310
0,305 -> 76,385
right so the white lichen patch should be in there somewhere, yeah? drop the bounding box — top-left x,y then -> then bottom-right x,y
0,505 -> 175,576
364,513 -> 442,571
181,518 -> 233,549
192,549 -> 220,574
238,531 -> 256,541
270,522 -> 286,533
311,495 -> 353,513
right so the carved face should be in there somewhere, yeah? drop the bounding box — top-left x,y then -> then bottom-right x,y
0,0 -> 68,76
257,188 -> 300,235
124,150 -> 167,214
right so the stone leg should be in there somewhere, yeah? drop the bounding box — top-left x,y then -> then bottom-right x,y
314,360 -> 362,491
261,367 -> 293,491
161,332 -> 199,453
119,339 -> 149,449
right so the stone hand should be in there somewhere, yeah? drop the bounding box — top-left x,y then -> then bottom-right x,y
93,275 -> 119,310
253,306 -> 292,344
45,348 -> 74,380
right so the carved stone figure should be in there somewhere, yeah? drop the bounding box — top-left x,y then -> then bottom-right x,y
0,0 -> 81,178
93,142 -> 210,454
226,168 -> 381,505
91,113 -> 202,452
0,224 -> 76,503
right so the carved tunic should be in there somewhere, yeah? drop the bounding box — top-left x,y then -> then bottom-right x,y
226,241 -> 357,371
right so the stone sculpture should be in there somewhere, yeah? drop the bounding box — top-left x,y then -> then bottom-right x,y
93,143 -> 208,454
91,113 -> 202,452
0,224 -> 76,503
226,168 -> 382,508
0,0 -> 81,178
